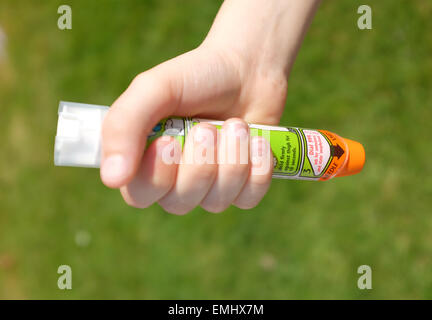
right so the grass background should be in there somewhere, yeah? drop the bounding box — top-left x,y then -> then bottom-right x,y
0,0 -> 431,299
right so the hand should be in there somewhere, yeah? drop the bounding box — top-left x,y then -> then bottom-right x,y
100,0 -> 321,214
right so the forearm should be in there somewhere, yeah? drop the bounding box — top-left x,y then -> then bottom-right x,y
204,0 -> 321,78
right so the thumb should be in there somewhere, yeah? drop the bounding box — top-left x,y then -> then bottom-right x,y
100,63 -> 184,188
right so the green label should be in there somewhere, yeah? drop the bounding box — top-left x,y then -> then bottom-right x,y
249,127 -> 301,177
146,117 -> 334,181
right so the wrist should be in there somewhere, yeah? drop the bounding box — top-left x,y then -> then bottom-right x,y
203,0 -> 321,79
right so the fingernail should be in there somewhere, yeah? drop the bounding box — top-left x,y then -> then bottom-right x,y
194,126 -> 215,148
101,154 -> 128,186
228,121 -> 249,140
224,121 -> 249,165
250,138 -> 271,175
251,138 -> 264,159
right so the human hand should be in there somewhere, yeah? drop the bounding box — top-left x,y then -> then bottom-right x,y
100,0 -> 321,214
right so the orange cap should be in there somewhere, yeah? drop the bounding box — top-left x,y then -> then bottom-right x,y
336,138 -> 365,177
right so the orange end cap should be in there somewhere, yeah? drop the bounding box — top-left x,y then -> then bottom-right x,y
336,138 -> 365,177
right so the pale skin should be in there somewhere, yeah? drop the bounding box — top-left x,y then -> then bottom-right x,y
100,0 -> 321,214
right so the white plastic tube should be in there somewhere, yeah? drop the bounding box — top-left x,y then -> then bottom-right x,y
54,101 -> 108,167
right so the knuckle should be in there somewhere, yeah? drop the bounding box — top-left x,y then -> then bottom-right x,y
158,198 -> 191,215
161,203 -> 190,215
200,201 -> 229,214
124,198 -> 149,209
233,199 -> 259,210
121,189 -> 151,209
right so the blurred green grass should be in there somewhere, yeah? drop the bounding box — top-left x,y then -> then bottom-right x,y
0,0 -> 431,299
